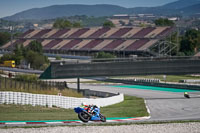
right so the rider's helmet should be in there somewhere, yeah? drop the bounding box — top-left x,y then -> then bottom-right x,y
81,102 -> 86,106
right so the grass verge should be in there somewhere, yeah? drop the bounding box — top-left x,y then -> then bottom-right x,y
112,75 -> 200,83
0,96 -> 148,121
0,88 -> 83,98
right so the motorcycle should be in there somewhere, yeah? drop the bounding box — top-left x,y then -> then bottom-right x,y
74,105 -> 106,123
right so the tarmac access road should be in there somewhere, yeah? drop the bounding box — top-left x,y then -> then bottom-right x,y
68,83 -> 200,121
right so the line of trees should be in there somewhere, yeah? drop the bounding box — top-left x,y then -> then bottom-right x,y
0,32 -> 11,47
0,40 -> 49,70
179,29 -> 200,56
53,18 -> 115,29
154,18 -> 175,26
53,19 -> 82,28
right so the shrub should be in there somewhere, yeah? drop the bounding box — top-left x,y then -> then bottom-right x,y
15,74 -> 38,82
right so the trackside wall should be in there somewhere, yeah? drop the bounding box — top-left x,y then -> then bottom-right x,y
0,91 -> 124,108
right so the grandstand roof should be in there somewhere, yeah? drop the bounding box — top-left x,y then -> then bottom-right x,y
2,27 -> 174,53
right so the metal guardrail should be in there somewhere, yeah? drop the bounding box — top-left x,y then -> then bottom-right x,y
90,56 -> 200,63
0,67 -> 43,74
50,56 -> 200,65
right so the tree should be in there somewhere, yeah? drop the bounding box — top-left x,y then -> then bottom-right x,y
0,53 -> 15,64
55,56 -> 61,60
13,44 -> 25,65
95,52 -> 116,59
103,21 -> 115,28
154,18 -> 174,26
0,32 -> 11,46
24,41 -> 49,69
27,40 -> 43,54
179,29 -> 200,56
73,22 -> 82,28
53,19 -> 72,29
0,40 -> 49,70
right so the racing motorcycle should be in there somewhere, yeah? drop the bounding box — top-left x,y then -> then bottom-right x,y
74,105 -> 106,123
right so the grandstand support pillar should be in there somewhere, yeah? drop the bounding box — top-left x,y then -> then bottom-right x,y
77,77 -> 80,92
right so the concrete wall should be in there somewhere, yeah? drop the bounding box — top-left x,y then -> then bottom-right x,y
0,91 -> 124,108
44,59 -> 200,79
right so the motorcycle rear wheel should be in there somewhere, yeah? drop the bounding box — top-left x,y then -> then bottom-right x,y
78,112 -> 90,123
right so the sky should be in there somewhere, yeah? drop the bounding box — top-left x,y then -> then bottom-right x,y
0,0 -> 177,18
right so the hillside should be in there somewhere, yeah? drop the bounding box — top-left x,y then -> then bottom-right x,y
3,0 -> 200,21
162,0 -> 200,9
178,4 -> 200,16
4,4 -> 129,21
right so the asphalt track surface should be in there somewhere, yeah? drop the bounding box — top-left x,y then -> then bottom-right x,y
68,83 -> 200,121
1,83 -> 200,127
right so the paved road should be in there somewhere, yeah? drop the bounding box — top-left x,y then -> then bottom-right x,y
68,83 -> 200,121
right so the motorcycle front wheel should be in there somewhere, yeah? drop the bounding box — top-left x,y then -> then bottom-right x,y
100,114 -> 106,122
78,112 -> 90,123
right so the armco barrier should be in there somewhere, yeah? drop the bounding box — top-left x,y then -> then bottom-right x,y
0,91 -> 124,108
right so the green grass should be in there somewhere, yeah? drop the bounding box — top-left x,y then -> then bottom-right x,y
0,77 -> 83,98
101,96 -> 148,118
112,75 -> 200,83
0,104 -> 77,121
0,96 -> 148,121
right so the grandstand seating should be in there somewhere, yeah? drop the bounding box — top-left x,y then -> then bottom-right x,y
68,28 -> 90,38
132,27 -> 156,38
60,39 -> 82,50
32,29 -> 52,38
138,40 -> 158,51
49,29 -> 70,38
156,27 -> 173,37
24,29 -> 41,38
52,40 -> 71,49
81,39 -> 104,50
100,28 -> 119,38
43,29 -> 58,38
2,27 -> 174,56
20,29 -> 34,38
125,39 -> 150,51
109,28 -> 132,38
7,39 -> 26,49
89,28 -> 110,38
23,40 -> 33,47
92,40 -> 113,50
44,39 -> 63,49
114,40 -> 136,50
145,27 -> 166,38
102,40 -> 126,50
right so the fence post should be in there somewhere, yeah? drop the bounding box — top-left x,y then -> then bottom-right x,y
0,77 -> 1,88
23,80 -> 26,90
36,81 -> 38,90
10,78 -> 12,89
45,81 -> 47,90
15,79 -> 17,89
19,80 -> 22,89
77,77 -> 80,92
5,77 -> 6,89
48,81 -> 51,90
28,81 -> 30,90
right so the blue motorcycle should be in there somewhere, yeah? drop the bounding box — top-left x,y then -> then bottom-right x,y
74,105 -> 106,123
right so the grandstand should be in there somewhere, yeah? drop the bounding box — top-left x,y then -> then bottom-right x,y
1,27 -> 174,57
